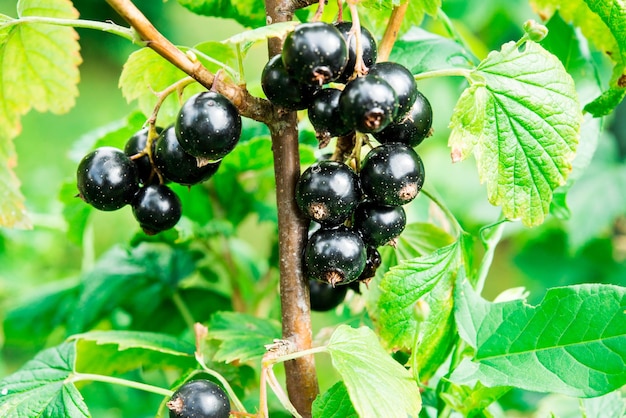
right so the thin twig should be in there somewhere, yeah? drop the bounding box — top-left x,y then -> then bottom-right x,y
377,2 -> 409,62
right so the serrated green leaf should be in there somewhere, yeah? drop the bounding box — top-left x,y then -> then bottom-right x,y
119,47 -> 205,125
312,381 -> 358,418
0,0 -> 80,228
193,40 -> 237,74
208,311 -> 281,363
360,0 -> 440,37
440,381 -> 511,417
177,0 -> 265,28
449,40 -> 582,226
390,27 -> 476,74
531,0 -> 626,116
71,330 -> 196,376
0,342 -> 90,418
68,243 -> 199,334
327,325 -> 421,418
451,281 -> 626,397
378,242 -> 459,350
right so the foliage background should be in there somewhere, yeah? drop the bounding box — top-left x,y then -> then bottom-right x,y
0,0 -> 624,416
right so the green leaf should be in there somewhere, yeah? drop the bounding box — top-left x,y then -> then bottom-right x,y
71,330 -> 196,376
0,342 -> 90,417
3,280 -> 79,349
68,243 -> 199,333
581,390 -> 626,418
440,381 -> 511,417
451,281 -> 626,397
119,47 -> 206,125
378,242 -> 459,350
327,325 -> 422,418
360,0 -> 440,35
208,311 -> 281,363
222,21 -> 298,46
530,0 -> 626,116
312,381 -> 358,418
177,0 -> 266,28
0,0 -> 81,228
448,40 -> 582,226
390,27 -> 476,74
193,40 -> 238,74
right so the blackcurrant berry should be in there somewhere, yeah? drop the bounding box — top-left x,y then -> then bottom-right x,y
368,62 -> 417,119
353,201 -> 406,247
295,160 -> 361,226
262,54 -> 320,110
309,279 -> 348,311
304,225 -> 367,286
77,146 -> 139,211
282,22 -> 348,85
176,91 -> 242,162
154,126 -> 221,186
373,89 -> 433,147
167,379 -> 230,418
360,143 -> 425,206
349,246 -> 382,293
124,127 -> 163,185
339,74 -> 398,133
334,22 -> 378,83
307,88 -> 352,141
131,184 -> 182,235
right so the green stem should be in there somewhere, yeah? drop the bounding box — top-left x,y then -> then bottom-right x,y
171,292 -> 196,331
194,357 -> 248,413
264,345 -> 328,366
413,67 -> 472,82
474,217 -> 507,294
2,16 -> 140,44
67,372 -> 173,397
420,187 -> 464,238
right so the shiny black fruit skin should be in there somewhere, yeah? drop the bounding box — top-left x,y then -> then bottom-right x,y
176,91 -> 242,161
339,75 -> 398,133
368,62 -> 417,119
334,22 -> 378,83
124,127 -> 163,185
282,22 -> 348,85
373,90 -> 433,147
167,379 -> 230,418
353,201 -> 406,247
132,184 -> 182,235
154,126 -> 221,186
309,279 -> 348,312
304,226 -> 367,286
307,88 -> 352,140
360,143 -> 425,206
77,146 -> 139,211
262,54 -> 320,110
296,161 -> 361,226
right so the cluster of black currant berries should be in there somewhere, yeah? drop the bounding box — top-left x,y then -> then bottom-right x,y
264,21 -> 432,311
167,379 -> 230,418
76,90 -> 242,234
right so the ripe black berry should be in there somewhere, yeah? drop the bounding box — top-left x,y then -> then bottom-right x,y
368,62 -> 417,119
295,160 -> 361,226
360,143 -> 425,206
167,379 -> 230,418
131,184 -> 182,235
350,246 -> 382,293
334,22 -> 378,83
307,88 -> 352,141
339,74 -> 398,133
154,126 -> 221,186
353,201 -> 406,247
176,91 -> 242,162
77,146 -> 139,211
309,279 -> 348,311
373,89 -> 433,147
262,54 -> 320,110
304,225 -> 367,286
282,22 -> 348,85
124,127 -> 163,185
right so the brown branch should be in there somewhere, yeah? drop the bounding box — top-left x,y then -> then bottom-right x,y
105,0 -> 274,124
265,0 -> 319,417
377,2 -> 409,62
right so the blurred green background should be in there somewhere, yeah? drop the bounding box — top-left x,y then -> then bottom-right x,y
0,0 -> 624,416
